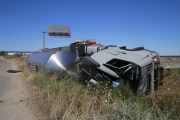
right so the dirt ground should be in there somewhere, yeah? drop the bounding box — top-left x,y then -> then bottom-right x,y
148,77 -> 180,103
0,57 -> 40,120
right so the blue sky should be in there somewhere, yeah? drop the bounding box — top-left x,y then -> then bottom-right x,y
0,0 -> 179,55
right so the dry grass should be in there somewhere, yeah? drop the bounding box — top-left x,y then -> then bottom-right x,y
5,55 -> 180,120
3,55 -> 27,64
143,69 -> 180,119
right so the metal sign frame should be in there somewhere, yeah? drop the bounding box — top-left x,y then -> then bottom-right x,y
43,25 -> 71,49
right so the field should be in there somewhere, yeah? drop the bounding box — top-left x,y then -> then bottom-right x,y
3,55 -> 180,120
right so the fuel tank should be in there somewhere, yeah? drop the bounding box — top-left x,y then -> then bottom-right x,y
26,51 -> 80,75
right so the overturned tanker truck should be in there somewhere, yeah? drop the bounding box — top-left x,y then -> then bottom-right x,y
26,39 -> 164,94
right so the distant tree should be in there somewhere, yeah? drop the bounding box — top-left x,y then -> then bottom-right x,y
0,51 -> 5,56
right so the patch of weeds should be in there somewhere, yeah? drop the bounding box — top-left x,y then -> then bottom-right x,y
7,56 -> 180,120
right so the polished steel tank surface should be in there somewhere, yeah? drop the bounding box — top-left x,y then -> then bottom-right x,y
26,51 -> 79,75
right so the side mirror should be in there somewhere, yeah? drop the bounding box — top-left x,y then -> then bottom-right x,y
82,56 -> 100,67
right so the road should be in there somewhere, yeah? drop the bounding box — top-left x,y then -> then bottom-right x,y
160,64 -> 180,69
160,59 -> 180,69
161,60 -> 180,64
0,57 -> 38,120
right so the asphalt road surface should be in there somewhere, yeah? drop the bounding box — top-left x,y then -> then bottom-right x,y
160,60 -> 180,69
161,60 -> 180,64
0,57 -> 38,120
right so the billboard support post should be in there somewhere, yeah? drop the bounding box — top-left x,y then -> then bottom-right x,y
43,32 -> 45,49
42,25 -> 71,50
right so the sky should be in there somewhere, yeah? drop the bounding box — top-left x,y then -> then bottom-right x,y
0,0 -> 180,55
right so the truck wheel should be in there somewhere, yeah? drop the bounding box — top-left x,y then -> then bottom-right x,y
35,65 -> 38,73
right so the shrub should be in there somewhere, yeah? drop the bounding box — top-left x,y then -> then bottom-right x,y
0,51 -> 5,56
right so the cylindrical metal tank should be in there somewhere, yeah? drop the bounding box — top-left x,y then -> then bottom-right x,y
26,51 -> 80,75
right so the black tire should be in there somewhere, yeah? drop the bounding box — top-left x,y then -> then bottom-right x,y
28,64 -> 30,68
35,65 -> 38,73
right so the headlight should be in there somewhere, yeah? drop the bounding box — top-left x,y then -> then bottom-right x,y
153,56 -> 158,62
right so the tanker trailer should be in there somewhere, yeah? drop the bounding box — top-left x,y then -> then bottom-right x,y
26,39 -> 107,75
